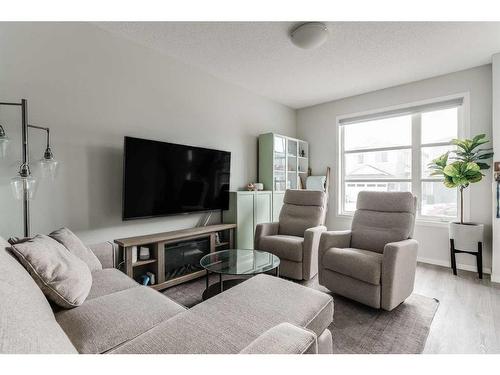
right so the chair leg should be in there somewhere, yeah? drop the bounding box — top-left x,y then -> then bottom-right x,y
477,242 -> 483,279
450,239 -> 457,275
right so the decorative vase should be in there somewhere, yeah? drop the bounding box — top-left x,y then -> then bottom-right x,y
253,183 -> 264,191
448,222 -> 484,252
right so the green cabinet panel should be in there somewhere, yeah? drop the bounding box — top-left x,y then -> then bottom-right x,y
254,192 -> 272,226
272,192 -> 285,222
223,191 -> 273,249
236,193 -> 254,249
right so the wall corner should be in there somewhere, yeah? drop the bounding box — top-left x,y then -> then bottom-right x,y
491,54 -> 500,280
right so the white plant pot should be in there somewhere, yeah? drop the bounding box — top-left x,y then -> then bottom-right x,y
449,222 -> 484,252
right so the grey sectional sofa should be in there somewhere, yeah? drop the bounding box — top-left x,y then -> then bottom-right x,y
0,236 -> 334,354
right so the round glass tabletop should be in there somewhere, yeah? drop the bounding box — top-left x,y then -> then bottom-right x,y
200,249 -> 280,276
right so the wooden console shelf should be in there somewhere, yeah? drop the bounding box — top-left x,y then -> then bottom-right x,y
132,259 -> 157,267
114,224 -> 236,291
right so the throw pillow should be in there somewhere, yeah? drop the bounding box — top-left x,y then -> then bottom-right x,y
49,227 -> 102,271
7,237 -> 30,245
9,234 -> 92,309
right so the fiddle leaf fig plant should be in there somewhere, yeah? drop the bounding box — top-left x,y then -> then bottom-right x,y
428,134 -> 493,224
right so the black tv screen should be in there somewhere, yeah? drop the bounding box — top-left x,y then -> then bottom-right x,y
123,137 -> 231,220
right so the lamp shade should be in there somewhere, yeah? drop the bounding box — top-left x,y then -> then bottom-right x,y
11,175 -> 38,201
38,146 -> 58,180
0,125 -> 9,158
39,157 -> 59,180
0,136 -> 10,158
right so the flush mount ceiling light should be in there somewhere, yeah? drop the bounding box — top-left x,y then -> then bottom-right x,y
290,22 -> 329,49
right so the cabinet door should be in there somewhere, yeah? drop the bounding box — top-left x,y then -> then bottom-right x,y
286,138 -> 298,189
236,194 -> 255,249
272,192 -> 285,222
254,193 -> 272,227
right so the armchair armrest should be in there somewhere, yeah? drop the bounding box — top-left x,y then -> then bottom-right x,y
303,225 -> 327,280
239,323 -> 317,354
254,222 -> 279,250
87,241 -> 118,269
381,239 -> 418,311
318,230 -> 351,283
319,230 -> 351,260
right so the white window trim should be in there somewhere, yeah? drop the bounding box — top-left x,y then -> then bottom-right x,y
336,92 -> 470,225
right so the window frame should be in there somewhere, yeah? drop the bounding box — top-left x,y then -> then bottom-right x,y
336,93 -> 470,225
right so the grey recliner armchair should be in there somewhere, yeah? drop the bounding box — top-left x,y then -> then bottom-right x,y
319,191 -> 418,311
254,189 -> 327,281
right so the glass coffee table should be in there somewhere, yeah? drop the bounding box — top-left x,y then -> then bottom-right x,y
200,249 -> 280,300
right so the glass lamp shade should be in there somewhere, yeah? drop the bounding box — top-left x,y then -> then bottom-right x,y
11,175 -> 38,201
39,157 -> 59,180
0,136 -> 10,158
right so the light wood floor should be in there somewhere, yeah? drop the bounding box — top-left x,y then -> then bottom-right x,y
414,262 -> 500,353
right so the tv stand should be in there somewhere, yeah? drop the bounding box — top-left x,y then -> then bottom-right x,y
114,224 -> 236,291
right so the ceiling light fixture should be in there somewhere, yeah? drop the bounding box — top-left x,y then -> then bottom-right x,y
290,22 -> 329,49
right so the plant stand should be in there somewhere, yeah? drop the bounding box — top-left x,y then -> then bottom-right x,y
449,239 -> 483,279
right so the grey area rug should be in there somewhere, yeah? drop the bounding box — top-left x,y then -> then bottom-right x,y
163,274 -> 439,354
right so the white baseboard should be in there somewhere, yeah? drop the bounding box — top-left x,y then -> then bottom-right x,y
491,273 -> 500,284
417,256 -> 491,275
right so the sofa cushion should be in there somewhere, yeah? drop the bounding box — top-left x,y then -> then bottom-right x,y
50,227 -> 102,271
9,234 -> 92,308
56,286 -> 186,354
278,205 -> 324,237
88,242 -> 118,269
239,322 -> 317,354
356,191 -> 416,213
0,236 -> 77,354
283,189 -> 326,206
322,247 -> 383,285
351,210 -> 415,253
110,274 -> 333,354
278,190 -> 325,237
87,268 -> 139,300
351,191 -> 416,253
259,235 -> 303,262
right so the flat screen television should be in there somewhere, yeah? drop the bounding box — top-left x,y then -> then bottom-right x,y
122,136 -> 231,220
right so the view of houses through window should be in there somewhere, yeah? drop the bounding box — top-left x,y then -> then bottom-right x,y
339,102 -> 461,220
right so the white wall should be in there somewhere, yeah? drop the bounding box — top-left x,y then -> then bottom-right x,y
297,65 -> 493,272
0,22 -> 296,243
491,54 -> 500,282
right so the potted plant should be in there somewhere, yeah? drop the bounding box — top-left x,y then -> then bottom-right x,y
428,134 -> 493,256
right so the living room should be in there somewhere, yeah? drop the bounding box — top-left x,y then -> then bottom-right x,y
1,0 -> 499,372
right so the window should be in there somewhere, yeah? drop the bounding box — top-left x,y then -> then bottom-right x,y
339,97 -> 463,221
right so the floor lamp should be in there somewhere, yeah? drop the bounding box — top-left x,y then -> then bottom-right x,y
0,99 -> 59,237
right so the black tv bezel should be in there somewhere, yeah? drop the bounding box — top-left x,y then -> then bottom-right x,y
122,136 -> 231,221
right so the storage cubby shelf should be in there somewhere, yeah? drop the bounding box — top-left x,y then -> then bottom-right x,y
132,259 -> 157,268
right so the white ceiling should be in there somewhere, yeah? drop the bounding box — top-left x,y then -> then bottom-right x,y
97,22 -> 500,109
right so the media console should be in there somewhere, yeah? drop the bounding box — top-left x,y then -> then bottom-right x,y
114,224 -> 236,291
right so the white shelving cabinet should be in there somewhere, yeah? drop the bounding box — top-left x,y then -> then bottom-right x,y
258,133 -> 309,221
